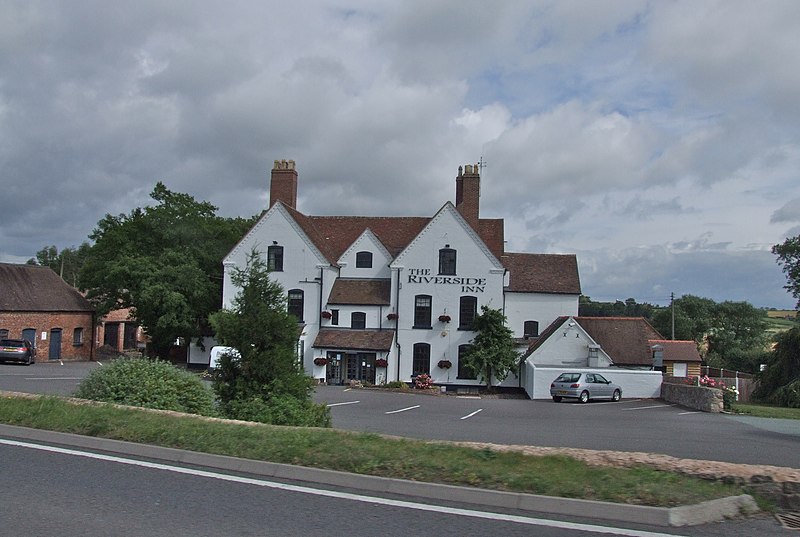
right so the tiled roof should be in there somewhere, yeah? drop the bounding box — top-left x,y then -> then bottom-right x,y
649,339 -> 702,362
312,329 -> 395,352
0,263 -> 93,312
328,279 -> 391,305
501,253 -> 581,294
575,317 -> 664,366
282,203 -> 506,264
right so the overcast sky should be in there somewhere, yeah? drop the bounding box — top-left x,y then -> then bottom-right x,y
2,1 -> 799,308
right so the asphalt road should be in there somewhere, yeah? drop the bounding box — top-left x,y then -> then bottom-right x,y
1,438 -> 794,537
0,440 -> 668,537
2,362 -> 799,468
312,385 -> 800,468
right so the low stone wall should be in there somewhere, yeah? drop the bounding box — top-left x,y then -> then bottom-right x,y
661,382 -> 723,413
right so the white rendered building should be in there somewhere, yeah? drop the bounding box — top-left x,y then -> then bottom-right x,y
222,160 -> 581,389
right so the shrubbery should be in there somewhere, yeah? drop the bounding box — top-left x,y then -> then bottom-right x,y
225,394 -> 331,427
74,358 -> 216,416
765,379 -> 800,408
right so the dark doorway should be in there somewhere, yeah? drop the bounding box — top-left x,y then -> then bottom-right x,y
123,323 -> 138,350
48,329 -> 62,360
104,322 -> 120,349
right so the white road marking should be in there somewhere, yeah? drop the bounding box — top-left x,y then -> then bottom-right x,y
678,411 -> 701,415
385,405 -> 420,414
326,401 -> 360,407
460,409 -> 483,420
0,438 -> 688,537
623,404 -> 677,411
343,388 -> 351,392
24,377 -> 84,381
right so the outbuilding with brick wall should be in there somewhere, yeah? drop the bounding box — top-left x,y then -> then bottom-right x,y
0,263 -> 94,362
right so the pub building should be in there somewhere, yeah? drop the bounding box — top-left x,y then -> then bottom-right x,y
222,160 -> 581,389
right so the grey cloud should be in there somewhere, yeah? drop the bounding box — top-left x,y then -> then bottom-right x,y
771,198 -> 800,223
578,245 -> 793,308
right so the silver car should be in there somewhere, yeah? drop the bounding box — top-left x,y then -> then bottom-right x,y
550,372 -> 622,403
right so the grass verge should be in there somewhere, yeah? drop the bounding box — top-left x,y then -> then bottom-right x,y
0,394 -> 743,507
732,402 -> 800,419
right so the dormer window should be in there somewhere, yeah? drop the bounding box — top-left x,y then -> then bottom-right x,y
439,247 -> 456,275
356,251 -> 373,268
267,245 -> 284,272
351,312 -> 366,329
523,320 -> 539,338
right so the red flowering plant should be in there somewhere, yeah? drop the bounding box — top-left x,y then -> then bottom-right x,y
686,375 -> 718,388
437,359 -> 452,369
313,357 -> 329,366
375,358 -> 388,368
687,376 -> 737,410
414,373 -> 434,389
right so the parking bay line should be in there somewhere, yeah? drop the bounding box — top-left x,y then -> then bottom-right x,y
326,401 -> 360,407
460,409 -> 483,420
24,377 -> 84,381
385,405 -> 420,415
622,404 -> 677,411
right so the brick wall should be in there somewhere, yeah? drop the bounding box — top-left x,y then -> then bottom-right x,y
0,311 -> 94,362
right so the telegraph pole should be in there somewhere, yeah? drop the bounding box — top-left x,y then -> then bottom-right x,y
671,292 -> 675,340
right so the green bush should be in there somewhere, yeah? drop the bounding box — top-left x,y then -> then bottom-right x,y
385,381 -> 408,390
225,395 -> 331,427
74,358 -> 216,416
770,379 -> 800,408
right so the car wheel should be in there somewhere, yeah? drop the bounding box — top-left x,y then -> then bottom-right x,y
579,391 -> 589,404
26,353 -> 33,366
552,396 -> 562,403
612,389 -> 621,402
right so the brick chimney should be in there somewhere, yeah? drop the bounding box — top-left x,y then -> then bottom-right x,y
455,163 -> 480,229
269,159 -> 298,209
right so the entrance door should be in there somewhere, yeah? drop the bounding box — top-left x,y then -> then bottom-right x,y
344,353 -> 376,384
22,329 -> 36,359
49,329 -> 62,360
104,322 -> 120,349
326,352 -> 344,384
123,323 -> 138,350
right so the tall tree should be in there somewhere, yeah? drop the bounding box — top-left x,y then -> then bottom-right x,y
462,305 -> 519,389
79,182 -> 254,357
651,295 -> 716,342
28,242 -> 92,287
209,250 -> 329,426
773,235 -> 800,309
753,325 -> 800,407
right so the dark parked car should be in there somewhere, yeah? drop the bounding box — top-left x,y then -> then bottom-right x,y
550,371 -> 621,403
0,339 -> 36,365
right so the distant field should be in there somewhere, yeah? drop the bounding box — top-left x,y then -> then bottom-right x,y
766,309 -> 797,319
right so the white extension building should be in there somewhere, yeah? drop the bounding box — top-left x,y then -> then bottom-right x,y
222,160 -> 581,390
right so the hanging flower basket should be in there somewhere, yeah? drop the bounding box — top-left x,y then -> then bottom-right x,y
321,311 -> 332,319
386,313 -> 399,320
438,314 -> 451,323
437,359 -> 452,369
375,358 -> 388,368
313,357 -> 329,366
